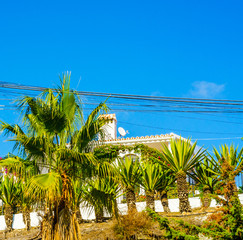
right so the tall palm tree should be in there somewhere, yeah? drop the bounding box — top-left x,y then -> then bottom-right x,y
0,73 -> 109,240
161,138 -> 205,213
116,157 -> 141,213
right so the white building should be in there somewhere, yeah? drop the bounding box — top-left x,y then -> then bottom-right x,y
99,113 -> 188,203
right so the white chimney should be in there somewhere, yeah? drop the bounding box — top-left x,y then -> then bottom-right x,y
99,114 -> 117,140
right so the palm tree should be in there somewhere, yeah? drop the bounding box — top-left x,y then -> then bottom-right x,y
189,156 -> 219,208
211,145 -> 243,203
160,138 -> 205,213
0,73 -> 109,240
155,168 -> 175,213
83,176 -> 120,222
72,179 -> 84,224
0,176 -> 21,232
139,161 -> 163,211
0,155 -> 39,230
116,157 -> 141,213
19,181 -> 36,230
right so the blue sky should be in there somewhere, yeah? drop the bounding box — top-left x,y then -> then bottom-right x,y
1,0 -> 243,157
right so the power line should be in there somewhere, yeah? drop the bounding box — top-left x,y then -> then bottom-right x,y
192,137 -> 242,141
1,81 -> 243,106
118,121 -> 243,136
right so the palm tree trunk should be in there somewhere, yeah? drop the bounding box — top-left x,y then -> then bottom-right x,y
126,187 -> 137,213
176,171 -> 192,213
201,188 -> 212,208
23,208 -> 31,230
75,208 -> 83,224
160,190 -> 170,213
4,205 -> 13,232
95,206 -> 104,222
146,190 -> 155,211
42,173 -> 82,240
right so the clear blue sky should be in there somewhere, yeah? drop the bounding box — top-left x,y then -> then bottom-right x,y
1,0 -> 243,163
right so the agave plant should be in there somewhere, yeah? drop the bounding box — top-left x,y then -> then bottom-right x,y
161,138 -> 205,213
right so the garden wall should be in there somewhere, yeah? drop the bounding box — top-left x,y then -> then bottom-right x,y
1,194 -> 243,231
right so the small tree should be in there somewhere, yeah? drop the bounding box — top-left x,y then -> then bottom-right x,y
0,176 -> 21,231
116,157 -> 141,213
140,161 -> 163,211
190,156 -> 219,208
161,138 -> 205,213
156,168 -> 175,213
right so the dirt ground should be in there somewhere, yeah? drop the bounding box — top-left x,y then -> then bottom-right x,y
0,210 -> 215,240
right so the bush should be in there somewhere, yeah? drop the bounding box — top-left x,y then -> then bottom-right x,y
112,210 -> 152,239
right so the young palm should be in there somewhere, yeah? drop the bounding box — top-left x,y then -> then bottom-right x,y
211,144 -> 243,203
161,138 -> 205,213
189,156 -> 219,208
19,181 -> 36,230
155,168 -> 175,213
140,161 -> 164,211
83,176 -> 120,222
0,176 -> 21,231
116,157 -> 141,213
0,154 -> 41,230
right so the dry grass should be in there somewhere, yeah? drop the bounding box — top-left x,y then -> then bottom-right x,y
112,210 -> 156,239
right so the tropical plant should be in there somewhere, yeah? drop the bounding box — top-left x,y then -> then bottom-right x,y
139,161 -> 163,211
116,157 -> 141,213
0,73 -> 109,240
0,176 -> 21,231
210,144 -> 243,203
0,155 -> 39,230
155,168 -> 175,213
83,176 -> 120,222
160,138 -> 205,213
189,156 -> 219,208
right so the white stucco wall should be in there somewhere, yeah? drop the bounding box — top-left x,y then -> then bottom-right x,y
1,194 -> 243,231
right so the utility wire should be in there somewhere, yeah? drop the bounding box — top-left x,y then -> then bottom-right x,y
192,137 -> 242,141
118,121 -> 243,136
1,81 -> 243,106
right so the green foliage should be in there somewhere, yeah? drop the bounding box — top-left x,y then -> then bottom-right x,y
116,157 -> 141,190
147,209 -> 199,239
147,209 -> 233,240
139,161 -> 163,192
94,143 -> 164,164
0,74 -> 109,239
0,176 -> 21,208
161,138 -> 205,174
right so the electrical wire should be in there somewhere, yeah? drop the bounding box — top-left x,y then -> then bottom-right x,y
118,121 -> 243,136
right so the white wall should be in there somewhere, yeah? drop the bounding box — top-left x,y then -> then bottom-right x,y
1,194 -> 243,231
